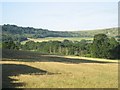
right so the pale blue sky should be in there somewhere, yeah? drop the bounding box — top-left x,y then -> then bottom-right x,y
1,2 -> 118,31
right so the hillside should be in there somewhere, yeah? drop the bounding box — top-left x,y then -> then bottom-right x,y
2,24 -> 118,42
76,28 -> 118,37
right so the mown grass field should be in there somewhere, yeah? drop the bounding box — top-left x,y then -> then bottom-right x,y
1,49 -> 118,88
21,37 -> 93,44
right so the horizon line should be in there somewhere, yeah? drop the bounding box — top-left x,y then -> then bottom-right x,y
1,24 -> 118,32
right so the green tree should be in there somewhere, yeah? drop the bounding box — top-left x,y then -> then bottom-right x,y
91,34 -> 110,58
109,37 -> 119,59
2,41 -> 19,50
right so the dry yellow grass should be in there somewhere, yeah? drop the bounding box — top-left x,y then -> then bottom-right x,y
21,37 -> 93,44
1,50 -> 118,88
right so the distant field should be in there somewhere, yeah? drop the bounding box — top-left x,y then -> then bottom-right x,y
21,37 -> 93,44
2,49 -> 118,88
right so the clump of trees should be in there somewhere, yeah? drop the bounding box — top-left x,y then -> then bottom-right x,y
2,41 -> 19,50
2,34 -> 120,59
21,39 -> 90,56
91,34 -> 119,59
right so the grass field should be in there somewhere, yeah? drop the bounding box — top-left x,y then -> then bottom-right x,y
1,49 -> 118,88
21,37 -> 93,44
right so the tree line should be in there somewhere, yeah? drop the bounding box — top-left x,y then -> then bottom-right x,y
2,24 -> 82,42
2,34 -> 120,59
3,24 -> 118,43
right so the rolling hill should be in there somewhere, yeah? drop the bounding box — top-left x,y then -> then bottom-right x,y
2,24 -> 118,42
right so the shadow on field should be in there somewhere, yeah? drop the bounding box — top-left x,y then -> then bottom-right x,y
2,64 -> 54,88
2,49 -> 116,64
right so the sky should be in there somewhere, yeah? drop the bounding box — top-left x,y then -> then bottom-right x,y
1,2 -> 118,31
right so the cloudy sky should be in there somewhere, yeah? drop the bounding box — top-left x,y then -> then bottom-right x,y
1,2 -> 118,31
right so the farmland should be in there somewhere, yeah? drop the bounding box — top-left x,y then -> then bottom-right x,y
2,2 -> 119,89
1,49 -> 118,88
21,37 -> 93,44
2,25 -> 119,89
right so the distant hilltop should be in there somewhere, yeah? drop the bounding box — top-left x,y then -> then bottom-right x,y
2,24 -> 118,42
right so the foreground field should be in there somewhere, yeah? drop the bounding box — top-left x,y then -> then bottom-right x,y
2,49 -> 118,88
21,37 -> 93,44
